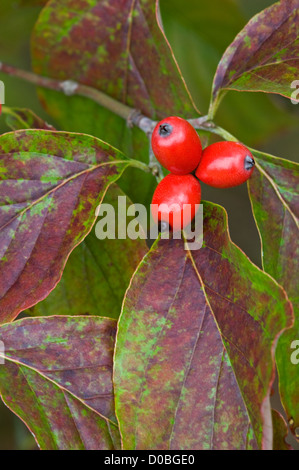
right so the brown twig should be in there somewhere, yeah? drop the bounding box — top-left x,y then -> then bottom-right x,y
0,61 -> 219,181
0,61 -> 150,129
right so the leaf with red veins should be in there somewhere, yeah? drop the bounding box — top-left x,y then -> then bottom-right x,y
0,129 -> 132,324
114,201 -> 293,450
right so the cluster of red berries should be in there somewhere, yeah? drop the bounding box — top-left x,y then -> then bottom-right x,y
151,116 -> 255,232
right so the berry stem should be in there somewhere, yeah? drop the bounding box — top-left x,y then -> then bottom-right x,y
188,115 -> 209,128
207,89 -> 226,120
129,159 -> 152,173
207,125 -> 239,142
190,116 -> 239,143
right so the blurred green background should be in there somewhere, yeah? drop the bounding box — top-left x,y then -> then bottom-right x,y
0,0 -> 298,450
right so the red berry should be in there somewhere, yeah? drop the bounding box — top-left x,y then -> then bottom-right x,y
151,174 -> 201,232
151,116 -> 202,175
195,141 -> 255,188
0,103 -> 2,115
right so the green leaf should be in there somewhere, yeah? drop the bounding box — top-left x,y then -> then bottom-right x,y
27,184 -> 147,319
211,0 -> 299,115
0,129 -> 142,324
248,150 -> 299,441
114,201 -> 293,450
0,315 -> 120,450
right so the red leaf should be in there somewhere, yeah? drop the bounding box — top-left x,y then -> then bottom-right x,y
0,130 -> 133,323
114,201 -> 293,450
0,316 -> 120,450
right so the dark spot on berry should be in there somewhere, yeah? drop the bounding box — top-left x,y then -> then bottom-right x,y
158,123 -> 173,137
244,155 -> 255,171
158,220 -> 171,233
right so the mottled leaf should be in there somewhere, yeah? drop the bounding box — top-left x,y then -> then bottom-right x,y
0,315 -> 120,450
248,151 -> 299,309
31,0 -> 197,121
30,0 -> 198,208
32,0 -> 199,205
211,0 -> 299,112
3,107 -> 55,131
248,150 -> 299,439
114,201 -> 293,450
27,184 -> 147,319
0,129 -> 138,324
160,0 -> 297,147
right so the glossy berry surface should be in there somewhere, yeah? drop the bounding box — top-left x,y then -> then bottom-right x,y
195,141 -> 255,188
151,174 -> 201,232
151,116 -> 202,175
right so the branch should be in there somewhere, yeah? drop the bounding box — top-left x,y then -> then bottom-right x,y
0,61 -> 165,180
0,61 -> 155,131
0,62 -> 234,181
190,116 -> 238,142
